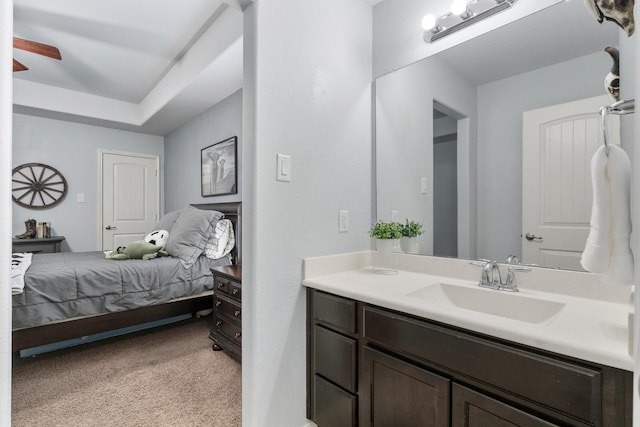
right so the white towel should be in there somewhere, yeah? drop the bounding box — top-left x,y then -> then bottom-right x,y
11,252 -> 32,295
581,145 -> 634,285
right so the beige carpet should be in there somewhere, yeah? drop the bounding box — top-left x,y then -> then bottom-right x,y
12,317 -> 241,427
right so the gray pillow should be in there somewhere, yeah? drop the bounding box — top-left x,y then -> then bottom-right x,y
165,206 -> 223,268
154,208 -> 184,233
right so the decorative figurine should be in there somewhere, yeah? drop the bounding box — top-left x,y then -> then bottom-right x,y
584,0 -> 635,36
604,46 -> 620,102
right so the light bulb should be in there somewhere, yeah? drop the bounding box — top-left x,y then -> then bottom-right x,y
421,14 -> 437,31
450,0 -> 468,16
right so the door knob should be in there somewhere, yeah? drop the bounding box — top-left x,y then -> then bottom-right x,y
105,225 -> 117,230
525,233 -> 542,241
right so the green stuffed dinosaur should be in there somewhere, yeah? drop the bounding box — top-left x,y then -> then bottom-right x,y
106,241 -> 169,261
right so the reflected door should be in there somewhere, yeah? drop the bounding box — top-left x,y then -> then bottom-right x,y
522,95 -> 618,269
101,152 -> 159,251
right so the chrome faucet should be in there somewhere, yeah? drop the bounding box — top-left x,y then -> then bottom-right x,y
470,259 -> 530,292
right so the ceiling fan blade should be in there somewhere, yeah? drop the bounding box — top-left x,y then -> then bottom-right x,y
13,59 -> 28,72
13,37 -> 61,60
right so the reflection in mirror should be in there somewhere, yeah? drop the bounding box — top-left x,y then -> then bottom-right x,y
375,0 -> 634,270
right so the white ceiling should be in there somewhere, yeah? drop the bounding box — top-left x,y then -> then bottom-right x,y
13,0 -> 245,135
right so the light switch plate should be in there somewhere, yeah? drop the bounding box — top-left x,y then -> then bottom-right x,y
339,210 -> 349,233
276,154 -> 292,182
421,177 -> 429,194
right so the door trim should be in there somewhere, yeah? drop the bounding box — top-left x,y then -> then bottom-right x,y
98,149 -> 160,250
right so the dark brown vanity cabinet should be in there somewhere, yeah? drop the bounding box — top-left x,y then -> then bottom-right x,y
306,289 -> 632,427
307,290 -> 359,427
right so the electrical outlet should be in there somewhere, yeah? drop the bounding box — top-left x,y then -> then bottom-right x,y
339,210 -> 349,233
77,193 -> 85,203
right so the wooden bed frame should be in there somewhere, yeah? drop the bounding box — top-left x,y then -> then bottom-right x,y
12,201 -> 241,352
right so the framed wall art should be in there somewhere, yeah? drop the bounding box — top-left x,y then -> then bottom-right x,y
201,136 -> 237,197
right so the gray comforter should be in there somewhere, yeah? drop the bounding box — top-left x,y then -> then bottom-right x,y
12,251 -> 230,329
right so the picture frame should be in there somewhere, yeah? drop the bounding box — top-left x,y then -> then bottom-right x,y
201,136 -> 238,197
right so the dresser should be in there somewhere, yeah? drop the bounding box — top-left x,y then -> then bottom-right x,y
210,264 -> 242,362
12,236 -> 65,254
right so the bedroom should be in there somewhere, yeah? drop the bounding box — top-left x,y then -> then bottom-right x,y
2,1 -> 639,427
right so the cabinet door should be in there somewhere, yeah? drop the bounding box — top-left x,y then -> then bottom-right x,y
361,346 -> 450,427
452,384 -> 559,427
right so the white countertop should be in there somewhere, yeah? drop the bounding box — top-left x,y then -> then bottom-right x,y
303,251 -> 634,371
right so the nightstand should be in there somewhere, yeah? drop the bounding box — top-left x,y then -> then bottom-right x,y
210,264 -> 242,362
12,236 -> 65,254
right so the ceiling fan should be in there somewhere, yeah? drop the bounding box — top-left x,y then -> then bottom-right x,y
13,37 -> 61,72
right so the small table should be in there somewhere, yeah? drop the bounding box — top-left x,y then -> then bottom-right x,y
209,264 -> 242,362
12,236 -> 65,254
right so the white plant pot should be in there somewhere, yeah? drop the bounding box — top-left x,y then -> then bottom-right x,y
375,238 -> 396,256
400,237 -> 419,254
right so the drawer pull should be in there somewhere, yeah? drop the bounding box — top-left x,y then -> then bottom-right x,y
215,301 -> 222,307
217,283 -> 225,289
216,320 -> 222,327
235,332 -> 241,339
234,310 -> 241,317
231,288 -> 239,295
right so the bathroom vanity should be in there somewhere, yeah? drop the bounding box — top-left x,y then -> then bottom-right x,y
304,252 -> 633,427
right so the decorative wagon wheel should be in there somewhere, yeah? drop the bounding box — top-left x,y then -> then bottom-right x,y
12,163 -> 68,209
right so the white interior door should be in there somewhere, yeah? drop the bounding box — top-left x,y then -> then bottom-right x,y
522,95 -> 619,269
101,151 -> 159,251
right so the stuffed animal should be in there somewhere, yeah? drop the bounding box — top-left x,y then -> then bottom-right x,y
584,0 -> 635,36
106,241 -> 168,260
144,229 -> 169,249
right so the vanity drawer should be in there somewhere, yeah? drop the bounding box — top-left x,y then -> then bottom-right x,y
314,325 -> 357,393
313,375 -> 357,427
312,291 -> 357,334
363,306 -> 602,425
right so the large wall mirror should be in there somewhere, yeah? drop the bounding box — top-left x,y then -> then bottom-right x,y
374,0 -> 635,270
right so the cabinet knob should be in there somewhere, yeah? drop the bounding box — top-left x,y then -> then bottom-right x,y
234,332 -> 241,339
232,288 -> 239,295
216,320 -> 222,327
234,310 -> 241,317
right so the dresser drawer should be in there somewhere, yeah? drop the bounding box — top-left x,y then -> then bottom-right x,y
314,325 -> 357,393
214,315 -> 242,345
313,291 -> 357,334
12,242 -> 56,254
229,281 -> 241,301
214,276 -> 230,295
215,295 -> 242,321
363,306 -> 603,425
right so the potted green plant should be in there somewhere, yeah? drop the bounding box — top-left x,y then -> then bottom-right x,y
400,219 -> 423,254
370,220 -> 403,256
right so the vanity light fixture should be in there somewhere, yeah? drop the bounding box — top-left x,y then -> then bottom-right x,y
423,0 -> 518,43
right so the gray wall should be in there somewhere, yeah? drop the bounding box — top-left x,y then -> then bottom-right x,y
164,89 -> 242,212
376,56 -> 477,257
476,51 -> 610,261
12,114 -> 163,252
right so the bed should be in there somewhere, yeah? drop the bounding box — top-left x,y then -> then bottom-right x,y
12,201 -> 241,352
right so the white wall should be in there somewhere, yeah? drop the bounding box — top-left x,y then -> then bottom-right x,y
477,51 -> 610,261
242,0 -> 372,425
12,114 -> 163,252
0,0 -> 12,423
164,89 -> 242,212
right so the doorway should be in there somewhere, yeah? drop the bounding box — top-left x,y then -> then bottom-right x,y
433,103 -> 458,258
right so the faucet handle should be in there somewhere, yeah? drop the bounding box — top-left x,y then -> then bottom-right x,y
504,266 -> 531,291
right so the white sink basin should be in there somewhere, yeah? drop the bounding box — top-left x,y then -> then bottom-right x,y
406,283 -> 565,324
